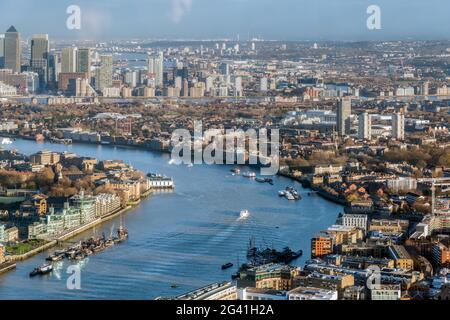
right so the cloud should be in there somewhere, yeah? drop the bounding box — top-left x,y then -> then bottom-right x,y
171,0 -> 193,23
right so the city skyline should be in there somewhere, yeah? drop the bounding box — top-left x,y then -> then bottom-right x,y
1,0 -> 450,41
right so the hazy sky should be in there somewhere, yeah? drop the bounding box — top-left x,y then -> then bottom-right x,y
1,0 -> 450,41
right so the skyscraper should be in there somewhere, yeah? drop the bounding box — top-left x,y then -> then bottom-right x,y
147,52 -> 163,86
61,47 -> 77,73
337,97 -> 352,136
154,52 -> 164,87
96,55 -> 113,92
4,26 -> 21,73
147,55 -> 154,74
235,77 -> 243,97
358,112 -> 371,140
47,53 -> 59,89
219,62 -> 229,75
392,112 -> 405,141
76,48 -> 91,79
260,77 -> 268,92
30,34 -> 49,89
0,34 -> 5,68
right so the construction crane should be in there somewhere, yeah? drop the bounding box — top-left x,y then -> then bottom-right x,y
417,178 -> 450,215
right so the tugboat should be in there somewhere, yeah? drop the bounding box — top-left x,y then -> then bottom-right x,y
29,264 -> 53,277
221,262 -> 234,270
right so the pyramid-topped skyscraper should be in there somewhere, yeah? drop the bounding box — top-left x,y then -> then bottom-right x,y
4,26 -> 21,73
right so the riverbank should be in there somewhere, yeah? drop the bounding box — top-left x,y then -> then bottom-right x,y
4,194 -> 151,265
279,172 -> 348,206
0,262 -> 16,275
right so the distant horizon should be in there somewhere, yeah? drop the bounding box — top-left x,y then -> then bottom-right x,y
9,34 -> 450,44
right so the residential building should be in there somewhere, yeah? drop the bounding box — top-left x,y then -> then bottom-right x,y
337,97 -> 351,136
311,234 -> 333,258
288,286 -> 338,300
370,284 -> 401,300
358,112 -> 371,140
432,242 -> 450,267
341,214 -> 368,231
388,245 -> 414,270
392,112 -> 405,140
237,263 -> 300,291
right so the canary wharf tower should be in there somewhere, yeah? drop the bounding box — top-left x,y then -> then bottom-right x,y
4,25 -> 21,73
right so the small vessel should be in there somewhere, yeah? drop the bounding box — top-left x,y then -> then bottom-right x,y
230,168 -> 241,174
286,187 -> 301,200
242,171 -> 256,178
29,264 -> 53,277
255,177 -> 266,183
46,253 -> 64,262
104,239 -> 114,247
187,163 -> 194,168
292,250 -> 303,259
1,138 -> 12,145
239,210 -> 250,220
221,262 -> 234,270
65,249 -> 77,257
278,190 -> 286,197
285,192 -> 295,200
116,224 -> 129,243
93,245 -> 105,253
74,253 -> 85,261
171,283 -> 179,289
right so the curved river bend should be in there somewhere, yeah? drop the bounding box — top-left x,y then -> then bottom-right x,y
0,139 -> 342,300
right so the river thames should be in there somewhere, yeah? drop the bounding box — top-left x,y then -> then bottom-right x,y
0,139 -> 343,299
